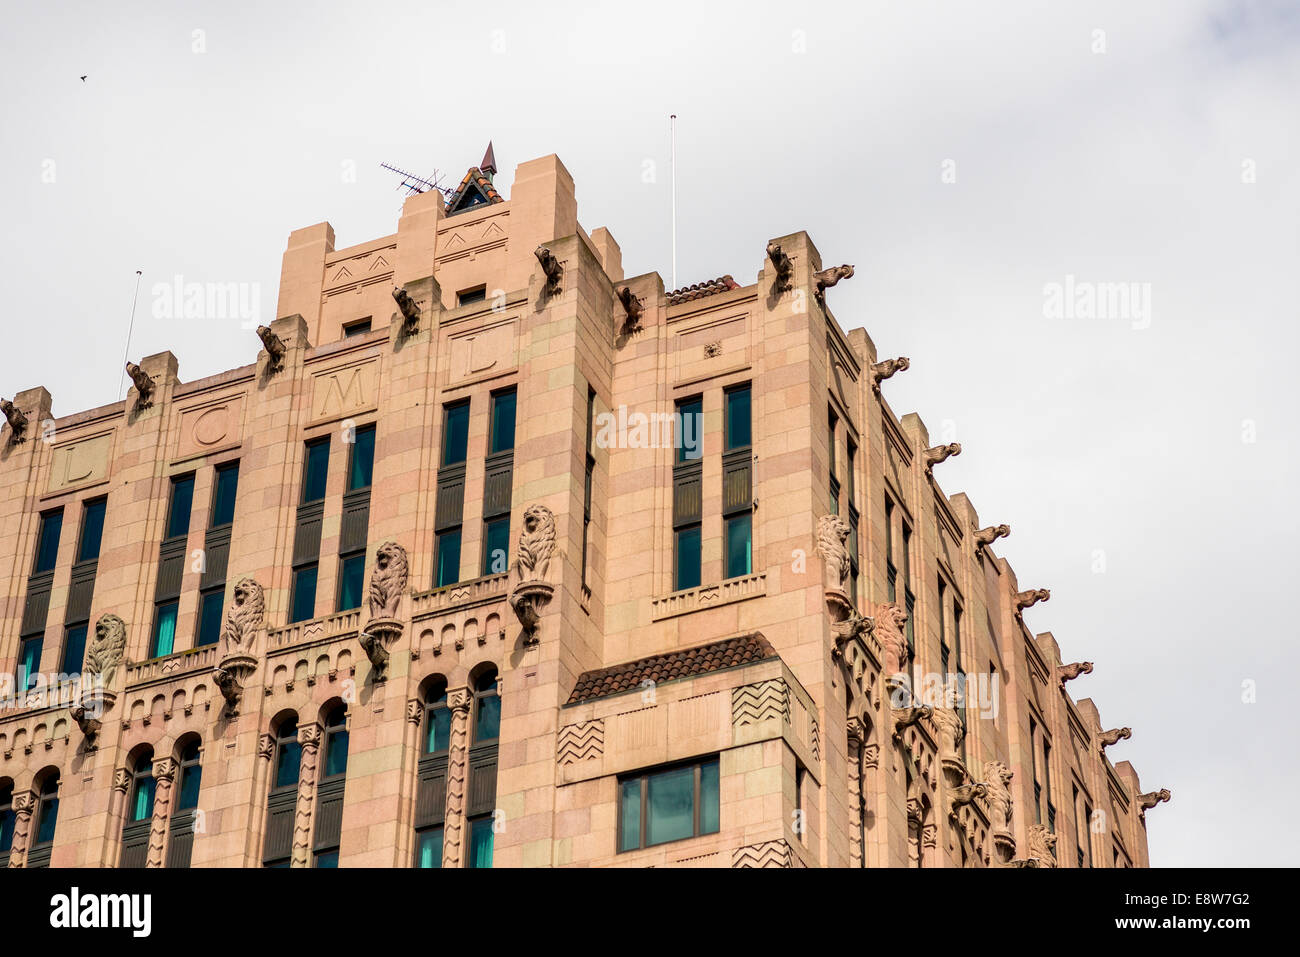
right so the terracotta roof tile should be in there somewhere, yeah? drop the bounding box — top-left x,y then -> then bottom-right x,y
566,633 -> 776,705
665,274 -> 740,306
445,166 -> 504,213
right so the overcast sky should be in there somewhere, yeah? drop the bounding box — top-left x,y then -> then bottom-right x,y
2,0 -> 1296,866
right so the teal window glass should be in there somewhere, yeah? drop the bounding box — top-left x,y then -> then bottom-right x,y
442,402 -> 470,466
61,624 -> 88,673
474,671 -> 500,743
337,554 -> 365,611
468,816 -> 494,868
416,827 -> 443,868
725,385 -> 751,450
130,772 -> 156,823
725,513 -> 752,579
618,779 -> 641,852
33,510 -> 63,574
19,636 -> 42,689
290,566 -> 318,623
347,426 -> 375,491
166,476 -> 194,540
314,851 -> 338,868
323,706 -> 349,778
699,759 -> 720,835
482,517 -> 509,576
274,720 -> 301,789
197,589 -> 224,646
35,775 -> 59,845
425,690 -> 451,753
675,526 -> 701,591
646,765 -> 695,846
489,389 -> 516,454
675,397 -> 702,463
436,530 -> 461,587
302,439 -> 330,503
151,602 -> 178,658
211,464 -> 239,527
177,741 -> 202,811
77,499 -> 106,563
0,786 -> 14,852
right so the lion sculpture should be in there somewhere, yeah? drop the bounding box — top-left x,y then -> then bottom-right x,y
368,542 -> 410,619
219,578 -> 265,655
817,514 -> 851,591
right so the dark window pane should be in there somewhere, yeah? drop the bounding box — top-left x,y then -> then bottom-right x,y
35,796 -> 59,845
314,851 -> 338,868
19,637 -> 42,690
416,827 -> 443,868
324,726 -> 349,778
468,817 -> 494,868
302,440 -> 330,503
483,517 -> 510,576
78,500 -> 106,563
290,566 -> 318,623
131,775 -> 156,822
675,526 -> 701,591
0,807 -> 14,852
177,760 -> 202,811
700,759 -> 720,835
676,398 -> 702,463
344,318 -> 371,337
725,513 -> 752,579
442,403 -> 470,466
426,705 -> 451,754
646,765 -> 695,846
166,476 -> 194,540
726,387 -> 751,450
458,287 -> 486,306
490,390 -> 516,454
211,464 -> 239,527
475,691 -> 501,744
61,624 -> 88,673
275,729 -> 301,789
34,510 -> 63,573
618,779 -> 642,852
150,602 -> 178,658
197,590 -> 224,646
348,427 -> 375,491
337,554 -> 365,611
436,530 -> 461,587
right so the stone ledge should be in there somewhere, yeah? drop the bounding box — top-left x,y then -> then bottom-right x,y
651,573 -> 766,622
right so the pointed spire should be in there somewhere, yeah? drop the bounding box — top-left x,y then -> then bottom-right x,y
480,141 -> 497,179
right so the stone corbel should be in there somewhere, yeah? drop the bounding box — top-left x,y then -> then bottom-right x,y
507,505 -> 559,645
360,542 -> 409,679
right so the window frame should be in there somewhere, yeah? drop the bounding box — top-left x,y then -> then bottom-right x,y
165,474 -> 195,542
76,498 -> 107,564
617,755 -> 721,853
32,508 -> 64,575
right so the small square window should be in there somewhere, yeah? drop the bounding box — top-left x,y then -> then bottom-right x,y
457,286 -> 487,307
343,318 -> 371,337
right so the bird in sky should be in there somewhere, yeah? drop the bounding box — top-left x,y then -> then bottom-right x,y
80,75 -> 87,82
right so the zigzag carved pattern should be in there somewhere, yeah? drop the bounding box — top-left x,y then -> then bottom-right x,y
731,679 -> 789,727
556,719 -> 605,765
732,839 -> 794,868
442,701 -> 469,866
810,717 -> 821,762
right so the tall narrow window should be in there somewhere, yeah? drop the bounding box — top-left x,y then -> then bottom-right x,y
28,771 -> 60,868
481,516 -> 510,576
210,463 -> 240,527
290,566 -> 318,624
120,748 -> 155,867
150,600 -> 179,658
166,475 -> 195,541
302,439 -> 330,504
828,408 -> 840,514
1029,716 -> 1042,825
723,385 -> 753,580
938,577 -> 950,674
1043,740 -> 1055,832
313,704 -> 349,867
436,401 -> 470,588
338,426 -> 374,613
435,530 -> 461,588
442,401 -> 470,467
884,496 -> 896,602
482,391 -> 516,577
673,395 -> 704,590
0,782 -> 14,867
33,509 -> 64,575
196,588 -> 225,646
347,425 -> 375,492
618,756 -> 721,852
581,388 -> 596,587
19,636 -> 42,690
415,681 -> 451,868
337,554 -> 365,612
846,440 -> 859,601
77,499 -> 107,563
676,396 -> 702,463
467,669 -> 501,868
167,738 -> 202,869
263,716 -> 300,868
489,388 -> 517,455
176,740 -> 203,813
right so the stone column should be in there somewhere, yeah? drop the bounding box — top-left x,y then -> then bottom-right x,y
441,687 -> 472,868
147,757 -> 177,868
846,718 -> 865,869
5,790 -> 35,868
291,722 -> 323,868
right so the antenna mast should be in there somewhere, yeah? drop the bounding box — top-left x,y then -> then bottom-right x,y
379,162 -> 453,197
118,270 -> 143,400
670,114 -> 677,290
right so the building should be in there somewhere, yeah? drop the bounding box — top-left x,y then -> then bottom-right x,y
0,148 -> 1168,869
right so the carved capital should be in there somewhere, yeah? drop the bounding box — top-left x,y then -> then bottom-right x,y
112,767 -> 131,793
152,756 -> 178,782
406,698 -> 424,725
258,733 -> 275,760
448,687 -> 472,714
297,722 -> 323,751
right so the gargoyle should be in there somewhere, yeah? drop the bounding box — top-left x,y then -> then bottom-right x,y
1014,588 -> 1050,612
814,264 -> 854,301
869,356 -> 909,394
535,246 -> 563,296
922,442 -> 961,475
830,612 -> 873,653
1137,789 -> 1171,813
256,325 -> 286,373
1,398 -> 28,441
1099,727 -> 1132,750
125,362 -> 155,408
766,242 -> 793,295
950,782 -> 987,813
1056,661 -> 1093,686
892,704 -> 932,739
974,524 -> 1010,547
392,285 -> 420,334
617,286 -> 643,333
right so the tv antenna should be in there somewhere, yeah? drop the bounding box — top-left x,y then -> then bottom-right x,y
380,162 -> 454,198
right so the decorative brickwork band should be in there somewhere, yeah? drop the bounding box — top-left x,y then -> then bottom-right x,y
441,688 -> 472,868
556,719 -> 605,765
291,722 -> 323,868
731,678 -> 790,727
732,839 -> 794,868
6,790 -> 35,868
147,757 -> 177,868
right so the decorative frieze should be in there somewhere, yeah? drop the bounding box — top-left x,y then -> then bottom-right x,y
556,719 -> 605,765
732,839 -> 793,868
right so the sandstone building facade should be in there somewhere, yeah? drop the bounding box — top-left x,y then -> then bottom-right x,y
0,150 -> 1167,868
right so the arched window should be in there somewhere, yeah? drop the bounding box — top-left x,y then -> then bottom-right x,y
167,738 -> 203,868
467,667 -> 501,868
263,714 -> 300,868
0,780 -> 14,867
414,679 -> 450,868
120,748 -> 154,867
28,770 -> 60,868
313,704 -> 349,867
